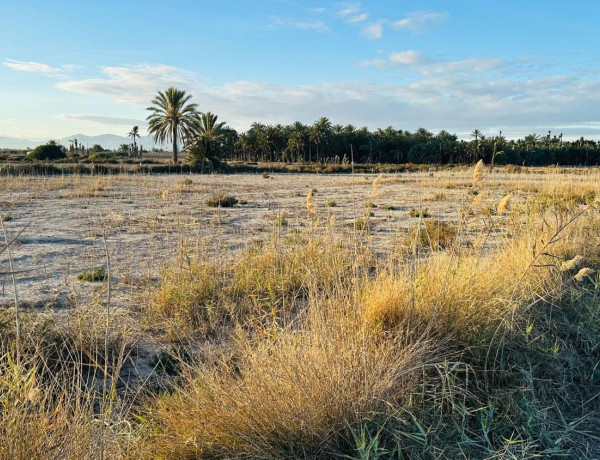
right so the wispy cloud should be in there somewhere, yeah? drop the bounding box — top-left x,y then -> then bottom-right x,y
4,59 -> 62,74
56,114 -> 146,126
56,64 -> 196,104
269,15 -> 330,33
361,50 -> 503,76
54,63 -> 600,138
392,11 -> 447,31
336,3 -> 369,24
361,21 -> 384,39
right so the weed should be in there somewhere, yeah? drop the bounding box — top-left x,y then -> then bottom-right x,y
76,267 -> 107,282
205,193 -> 239,207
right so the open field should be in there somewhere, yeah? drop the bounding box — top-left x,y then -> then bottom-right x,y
1,166 -> 600,458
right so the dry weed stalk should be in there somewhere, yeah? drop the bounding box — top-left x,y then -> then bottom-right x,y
473,159 -> 484,186
372,173 -> 383,197
306,189 -> 316,215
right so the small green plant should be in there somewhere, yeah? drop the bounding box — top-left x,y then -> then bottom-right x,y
354,218 -> 370,231
409,208 -> 430,218
206,194 -> 239,207
1,215 -> 12,222
327,201 -> 337,207
77,267 -> 107,282
366,201 -> 377,208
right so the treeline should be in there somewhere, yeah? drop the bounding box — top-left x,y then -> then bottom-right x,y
211,119 -> 599,166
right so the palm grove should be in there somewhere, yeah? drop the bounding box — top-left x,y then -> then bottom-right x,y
146,87 -> 600,167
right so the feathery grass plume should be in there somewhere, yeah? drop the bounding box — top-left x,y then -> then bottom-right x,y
306,189 -> 316,215
560,255 -> 583,272
372,173 -> 383,197
473,159 -> 484,186
471,193 -> 484,209
497,193 -> 511,215
162,189 -> 169,201
574,267 -> 595,281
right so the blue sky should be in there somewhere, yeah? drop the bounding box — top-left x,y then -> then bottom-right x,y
1,0 -> 599,140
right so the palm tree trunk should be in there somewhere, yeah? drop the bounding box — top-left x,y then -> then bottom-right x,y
173,124 -> 178,163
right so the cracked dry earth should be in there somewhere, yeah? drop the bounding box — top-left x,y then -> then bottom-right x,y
0,169 -> 592,310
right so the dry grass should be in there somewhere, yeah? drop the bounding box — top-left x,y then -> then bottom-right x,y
1,169 -> 600,458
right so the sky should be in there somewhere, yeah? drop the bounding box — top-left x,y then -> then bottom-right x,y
1,0 -> 600,141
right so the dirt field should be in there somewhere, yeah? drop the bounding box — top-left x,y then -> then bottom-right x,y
1,168 -> 597,309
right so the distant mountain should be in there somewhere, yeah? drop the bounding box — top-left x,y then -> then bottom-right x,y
0,133 -> 163,151
0,136 -> 45,150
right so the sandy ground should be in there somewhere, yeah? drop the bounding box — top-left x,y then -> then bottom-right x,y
0,169 -> 594,310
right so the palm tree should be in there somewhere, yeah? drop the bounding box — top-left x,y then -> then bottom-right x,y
146,87 -> 200,163
185,112 -> 227,166
309,117 -> 332,162
470,129 -> 482,161
128,125 -> 140,158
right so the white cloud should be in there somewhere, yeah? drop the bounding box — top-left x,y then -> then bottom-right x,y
392,11 -> 447,31
270,15 -> 330,33
4,59 -> 61,74
389,50 -> 428,66
336,3 -> 369,24
362,21 -> 384,39
362,50 -> 504,76
56,114 -> 146,126
56,64 -> 197,104
53,63 -> 600,138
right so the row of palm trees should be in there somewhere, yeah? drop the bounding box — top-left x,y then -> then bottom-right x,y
144,87 -> 600,166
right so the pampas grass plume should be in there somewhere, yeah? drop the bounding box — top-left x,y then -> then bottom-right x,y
497,194 -> 511,215
560,255 -> 584,272
473,160 -> 484,186
574,267 -> 595,281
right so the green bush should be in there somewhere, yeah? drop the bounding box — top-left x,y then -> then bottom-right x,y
28,141 -> 66,161
77,267 -> 107,282
205,194 -> 239,208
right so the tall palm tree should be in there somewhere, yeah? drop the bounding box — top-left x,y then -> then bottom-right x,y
185,112 -> 227,166
146,87 -> 200,163
127,125 -> 140,158
309,117 -> 332,162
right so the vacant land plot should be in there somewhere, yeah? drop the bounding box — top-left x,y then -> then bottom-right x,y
1,168 -> 594,308
1,167 -> 600,459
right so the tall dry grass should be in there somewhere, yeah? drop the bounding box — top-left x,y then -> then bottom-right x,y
2,171 -> 600,458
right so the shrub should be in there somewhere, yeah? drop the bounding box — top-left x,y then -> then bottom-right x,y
409,207 -> 430,218
76,267 -> 107,282
27,141 -> 66,161
205,194 -> 239,207
412,219 -> 458,250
